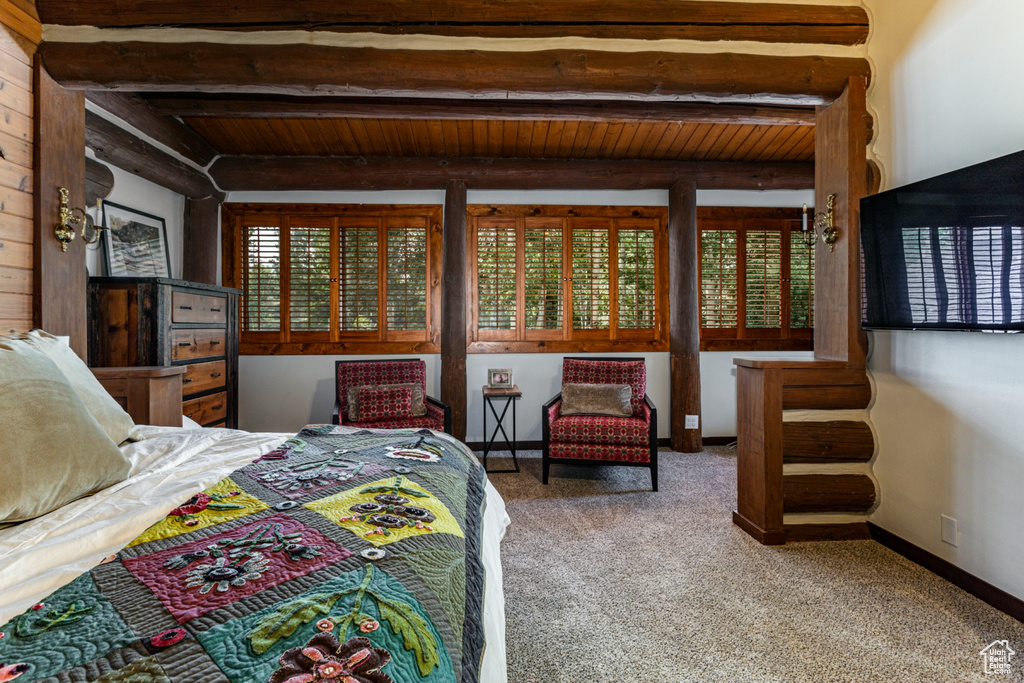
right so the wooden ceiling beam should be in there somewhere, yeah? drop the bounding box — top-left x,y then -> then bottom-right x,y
86,91 -> 219,166
39,43 -> 870,105
84,157 -> 114,205
35,2 -> 868,45
208,156 -> 814,192
147,95 -> 816,127
85,111 -> 224,200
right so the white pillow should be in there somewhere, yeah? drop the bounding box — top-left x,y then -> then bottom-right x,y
0,340 -> 131,522
18,330 -> 141,444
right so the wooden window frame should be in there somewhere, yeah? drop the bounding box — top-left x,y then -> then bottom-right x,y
467,205 -> 669,353
698,206 -> 814,352
223,203 -> 442,355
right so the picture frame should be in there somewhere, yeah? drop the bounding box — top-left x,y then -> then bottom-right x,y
488,368 -> 513,388
101,201 -> 172,278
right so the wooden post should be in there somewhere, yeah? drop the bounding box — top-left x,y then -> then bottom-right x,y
669,179 -> 702,452
813,77 -> 869,366
33,56 -> 87,358
441,180 -> 468,441
183,197 -> 221,285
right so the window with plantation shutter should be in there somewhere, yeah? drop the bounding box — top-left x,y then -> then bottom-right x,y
225,204 -> 441,354
700,229 -> 738,329
524,219 -> 563,332
338,219 -> 379,332
476,218 -> 518,333
698,207 -> 813,351
386,219 -> 429,332
790,231 -> 814,329
571,223 -> 611,331
617,223 -> 657,331
469,206 -> 667,352
289,220 -> 332,333
745,230 -> 783,329
241,224 -> 282,333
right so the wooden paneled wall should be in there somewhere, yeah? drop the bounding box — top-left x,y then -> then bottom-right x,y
0,1 -> 38,334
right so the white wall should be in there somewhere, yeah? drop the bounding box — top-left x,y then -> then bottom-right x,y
231,188 -> 813,439
84,153 -> 187,278
864,0 -> 1024,599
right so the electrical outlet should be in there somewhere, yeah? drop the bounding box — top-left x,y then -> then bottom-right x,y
941,514 -> 958,547
685,414 -> 699,429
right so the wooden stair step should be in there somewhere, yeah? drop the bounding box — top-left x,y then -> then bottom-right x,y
783,474 -> 876,513
783,420 -> 874,463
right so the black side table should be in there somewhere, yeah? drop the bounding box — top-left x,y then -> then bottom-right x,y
481,384 -> 521,473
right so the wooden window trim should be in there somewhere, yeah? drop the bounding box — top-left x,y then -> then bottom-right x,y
698,206 -> 815,352
223,203 -> 441,355
466,205 -> 668,353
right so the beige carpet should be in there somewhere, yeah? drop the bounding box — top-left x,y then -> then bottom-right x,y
483,447 -> 1024,683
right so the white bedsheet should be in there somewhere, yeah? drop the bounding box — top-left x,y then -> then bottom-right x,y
0,425 -> 509,682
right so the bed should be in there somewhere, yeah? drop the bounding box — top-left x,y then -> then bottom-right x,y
0,423 -> 510,683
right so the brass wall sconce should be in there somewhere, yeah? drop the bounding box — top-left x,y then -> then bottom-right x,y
54,187 -> 104,252
801,194 -> 840,252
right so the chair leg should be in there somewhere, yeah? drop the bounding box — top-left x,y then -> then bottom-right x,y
650,460 -> 658,492
542,453 -> 550,485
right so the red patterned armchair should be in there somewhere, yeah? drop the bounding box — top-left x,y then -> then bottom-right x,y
542,357 -> 658,491
332,359 -> 450,433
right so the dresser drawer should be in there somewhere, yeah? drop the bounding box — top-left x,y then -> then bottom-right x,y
181,359 -> 227,396
172,291 -> 227,324
183,391 -> 227,426
171,329 -> 226,360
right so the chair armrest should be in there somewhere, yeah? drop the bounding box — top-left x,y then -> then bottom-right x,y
425,396 -> 452,434
542,394 -> 562,424
644,394 -> 658,452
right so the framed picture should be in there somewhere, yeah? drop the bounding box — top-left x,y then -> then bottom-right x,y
101,201 -> 171,277
488,368 -> 513,388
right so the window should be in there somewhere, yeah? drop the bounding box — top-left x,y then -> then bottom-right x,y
224,204 -> 441,354
468,206 -> 667,352
698,207 -> 814,351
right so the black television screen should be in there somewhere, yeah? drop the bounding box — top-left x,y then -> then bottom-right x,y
860,150 -> 1024,331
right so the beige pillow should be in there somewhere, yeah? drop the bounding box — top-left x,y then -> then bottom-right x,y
560,383 -> 633,417
348,383 -> 427,422
20,330 -> 141,444
0,340 -> 132,523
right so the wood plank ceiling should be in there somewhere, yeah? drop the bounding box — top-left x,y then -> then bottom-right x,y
181,117 -> 815,163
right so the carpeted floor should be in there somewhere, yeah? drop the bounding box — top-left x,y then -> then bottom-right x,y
481,447 -> 1024,683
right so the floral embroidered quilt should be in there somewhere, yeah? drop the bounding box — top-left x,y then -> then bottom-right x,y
0,425 -> 487,683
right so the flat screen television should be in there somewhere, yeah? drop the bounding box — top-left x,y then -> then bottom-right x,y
861,149 -> 1024,331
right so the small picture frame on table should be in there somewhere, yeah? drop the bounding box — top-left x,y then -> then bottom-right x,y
488,368 -> 513,389
101,201 -> 172,277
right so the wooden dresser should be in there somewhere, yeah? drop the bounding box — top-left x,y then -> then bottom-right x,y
88,277 -> 240,428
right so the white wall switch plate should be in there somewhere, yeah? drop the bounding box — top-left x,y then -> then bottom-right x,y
941,514 -> 958,547
685,414 -> 699,429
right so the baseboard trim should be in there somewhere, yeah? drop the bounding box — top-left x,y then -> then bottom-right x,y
868,522 -> 1024,623
732,510 -> 786,545
785,522 -> 871,542
466,437 -> 736,451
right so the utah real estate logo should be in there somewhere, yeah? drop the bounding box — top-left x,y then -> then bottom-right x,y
980,640 -> 1015,675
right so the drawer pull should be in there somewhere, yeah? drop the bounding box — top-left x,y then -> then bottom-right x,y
213,404 -> 223,410
178,341 -> 192,347
211,372 -> 223,378
183,378 -> 194,383
211,340 -> 222,345
211,307 -> 222,312
179,305 -> 193,310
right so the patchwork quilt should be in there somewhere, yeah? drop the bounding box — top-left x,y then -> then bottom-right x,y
0,425 -> 487,683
